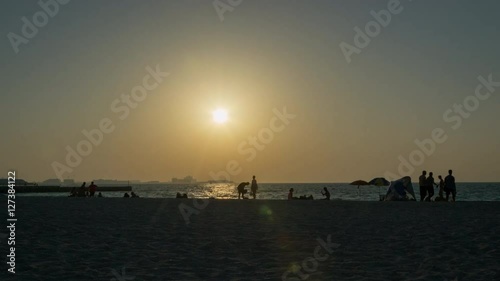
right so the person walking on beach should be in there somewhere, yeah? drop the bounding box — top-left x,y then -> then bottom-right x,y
250,175 -> 258,199
288,188 -> 294,200
445,169 -> 457,202
437,175 -> 445,199
321,187 -> 330,200
425,172 -> 437,201
419,171 -> 427,201
237,182 -> 249,199
88,181 -> 97,197
78,182 -> 87,197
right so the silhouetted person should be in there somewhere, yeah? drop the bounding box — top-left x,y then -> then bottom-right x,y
88,181 -> 97,197
176,192 -> 188,198
288,188 -> 294,200
131,191 -> 139,198
437,175 -> 445,199
237,182 -> 249,199
321,187 -> 330,200
425,172 -> 436,201
250,175 -> 258,199
123,193 -> 130,198
98,192 -> 103,197
419,171 -> 427,201
78,182 -> 87,197
69,187 -> 77,197
445,170 -> 456,202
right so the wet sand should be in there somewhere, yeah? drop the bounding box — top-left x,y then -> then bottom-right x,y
4,197 -> 500,280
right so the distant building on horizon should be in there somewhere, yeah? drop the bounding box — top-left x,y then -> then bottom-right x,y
94,179 -> 138,186
171,176 -> 196,184
0,178 -> 29,186
62,179 -> 75,186
41,178 -> 61,186
207,179 -> 232,184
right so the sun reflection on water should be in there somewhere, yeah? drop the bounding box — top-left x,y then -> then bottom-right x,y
186,183 -> 236,199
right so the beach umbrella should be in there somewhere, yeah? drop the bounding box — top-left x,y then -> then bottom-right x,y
349,180 -> 369,196
368,177 -> 391,196
368,178 -> 390,186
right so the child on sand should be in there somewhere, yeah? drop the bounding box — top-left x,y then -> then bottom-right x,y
321,187 -> 330,200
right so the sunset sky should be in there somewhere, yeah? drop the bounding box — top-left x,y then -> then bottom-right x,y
1,0 -> 499,183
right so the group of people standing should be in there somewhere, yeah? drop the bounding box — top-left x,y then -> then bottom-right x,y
70,181 -> 100,197
235,172 -> 457,202
419,169 -> 457,202
237,175 -> 259,199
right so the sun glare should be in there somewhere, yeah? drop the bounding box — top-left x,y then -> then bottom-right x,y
212,108 -> 228,124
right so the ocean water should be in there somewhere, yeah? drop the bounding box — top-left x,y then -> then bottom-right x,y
18,182 -> 500,201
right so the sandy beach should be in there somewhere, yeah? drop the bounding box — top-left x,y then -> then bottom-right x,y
3,197 -> 500,280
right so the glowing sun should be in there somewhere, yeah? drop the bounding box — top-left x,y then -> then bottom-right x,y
212,108 -> 228,124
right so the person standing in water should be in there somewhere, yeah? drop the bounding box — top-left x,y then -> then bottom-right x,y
445,169 -> 457,202
250,175 -> 258,199
419,171 -> 427,201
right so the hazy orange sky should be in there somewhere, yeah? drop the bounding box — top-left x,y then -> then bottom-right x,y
1,1 -> 499,183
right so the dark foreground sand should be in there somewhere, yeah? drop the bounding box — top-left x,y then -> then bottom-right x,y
2,197 -> 500,281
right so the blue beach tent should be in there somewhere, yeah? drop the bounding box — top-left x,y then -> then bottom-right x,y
384,176 -> 416,201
